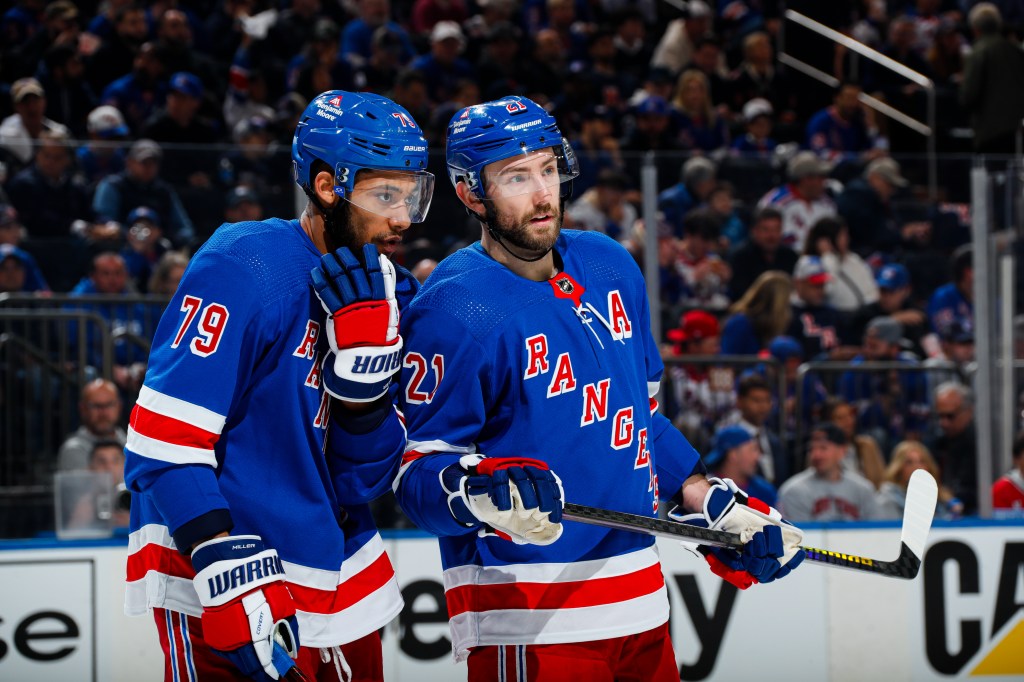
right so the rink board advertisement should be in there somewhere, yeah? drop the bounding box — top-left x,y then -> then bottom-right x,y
0,523 -> 1021,682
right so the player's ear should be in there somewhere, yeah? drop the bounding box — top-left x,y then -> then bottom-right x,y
313,169 -> 338,207
455,181 -> 484,213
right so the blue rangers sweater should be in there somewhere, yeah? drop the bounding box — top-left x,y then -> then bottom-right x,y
124,217 -> 413,647
394,230 -> 701,661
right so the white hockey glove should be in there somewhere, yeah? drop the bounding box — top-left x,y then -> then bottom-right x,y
190,535 -> 301,680
440,455 -> 564,545
669,477 -> 805,589
310,243 -> 402,402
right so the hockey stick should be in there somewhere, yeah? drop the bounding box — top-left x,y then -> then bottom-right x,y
562,469 -> 938,579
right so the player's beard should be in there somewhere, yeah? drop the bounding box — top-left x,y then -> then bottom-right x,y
323,200 -> 359,252
483,197 -> 564,255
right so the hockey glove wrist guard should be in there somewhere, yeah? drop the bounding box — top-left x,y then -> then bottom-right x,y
440,454 -> 565,545
669,477 -> 805,589
311,243 -> 402,403
191,535 -> 300,680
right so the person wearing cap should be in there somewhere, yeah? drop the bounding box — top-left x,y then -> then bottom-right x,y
727,207 -> 798,299
341,0 -> 417,67
802,215 -> 878,314
142,71 -> 219,187
836,156 -> 925,254
839,315 -> 929,450
658,156 -> 717,238
778,422 -> 887,521
756,150 -> 838,252
651,0 -> 714,75
77,105 -> 130,185
621,94 -> 681,153
0,77 -> 70,166
410,20 -> 475,106
92,138 -> 196,246
6,128 -> 94,240
704,425 -> 779,506
758,332 -> 829,448
664,309 -> 735,451
565,104 -> 622,195
730,97 -> 777,158
805,81 -> 882,161
848,262 -> 929,356
0,242 -> 49,293
222,184 -> 264,226
565,166 -> 636,235
121,205 -> 172,292
785,254 -> 851,361
218,116 -> 292,204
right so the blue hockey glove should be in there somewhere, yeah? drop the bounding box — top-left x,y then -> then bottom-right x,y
669,477 -> 805,589
441,454 -> 564,545
191,535 -> 301,680
311,243 -> 402,402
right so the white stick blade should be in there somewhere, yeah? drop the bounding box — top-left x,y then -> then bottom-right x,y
900,469 -> 938,560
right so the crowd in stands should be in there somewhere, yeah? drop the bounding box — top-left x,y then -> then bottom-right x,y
0,0 -> 1023,530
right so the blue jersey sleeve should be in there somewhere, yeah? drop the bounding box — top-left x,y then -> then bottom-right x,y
394,304 -> 493,537
124,247 -> 265,545
326,397 -> 406,504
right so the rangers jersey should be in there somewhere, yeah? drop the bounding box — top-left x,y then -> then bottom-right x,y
394,230 -> 701,661
124,217 -> 412,647
757,184 -> 837,253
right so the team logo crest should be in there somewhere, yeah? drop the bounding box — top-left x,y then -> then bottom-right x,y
328,96 -> 342,107
556,277 -> 574,295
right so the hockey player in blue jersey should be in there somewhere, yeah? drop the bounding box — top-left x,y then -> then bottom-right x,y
394,96 -> 806,681
123,90 -> 434,681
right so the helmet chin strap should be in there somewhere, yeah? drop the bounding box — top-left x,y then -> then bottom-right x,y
305,187 -> 355,250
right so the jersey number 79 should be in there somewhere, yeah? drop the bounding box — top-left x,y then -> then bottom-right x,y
171,294 -> 230,357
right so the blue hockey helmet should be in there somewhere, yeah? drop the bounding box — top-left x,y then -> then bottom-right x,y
292,90 -> 435,222
445,96 -> 579,200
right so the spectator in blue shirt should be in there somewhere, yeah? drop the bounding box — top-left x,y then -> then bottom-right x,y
341,0 -> 417,67
730,97 -> 778,158
927,244 -> 973,340
658,155 -> 717,238
409,20 -> 475,107
77,105 -> 129,187
805,81 -> 881,161
839,315 -> 929,452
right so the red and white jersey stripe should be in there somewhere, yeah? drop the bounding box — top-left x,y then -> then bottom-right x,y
127,386 -> 225,466
126,524 -> 403,647
443,547 -> 669,662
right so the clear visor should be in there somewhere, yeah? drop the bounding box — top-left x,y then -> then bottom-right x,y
338,170 -> 435,223
481,151 -> 578,199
